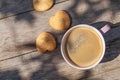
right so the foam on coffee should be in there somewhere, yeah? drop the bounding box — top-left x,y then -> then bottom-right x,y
66,27 -> 103,67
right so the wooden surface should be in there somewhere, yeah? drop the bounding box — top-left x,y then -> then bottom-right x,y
0,0 -> 120,80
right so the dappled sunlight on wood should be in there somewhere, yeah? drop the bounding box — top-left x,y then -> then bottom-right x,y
95,10 -> 113,22
0,0 -> 120,80
92,0 -> 110,11
75,1 -> 89,15
56,62 -> 82,80
112,12 -> 120,23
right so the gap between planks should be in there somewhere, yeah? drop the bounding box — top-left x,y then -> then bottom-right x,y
0,0 -> 70,20
0,49 -> 37,62
0,0 -> 71,63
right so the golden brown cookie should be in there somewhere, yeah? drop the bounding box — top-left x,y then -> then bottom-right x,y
33,0 -> 54,11
36,32 -> 56,53
49,10 -> 71,31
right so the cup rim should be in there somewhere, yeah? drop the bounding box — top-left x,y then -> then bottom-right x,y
61,24 -> 105,70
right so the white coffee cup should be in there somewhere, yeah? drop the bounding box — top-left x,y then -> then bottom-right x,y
61,24 -> 110,70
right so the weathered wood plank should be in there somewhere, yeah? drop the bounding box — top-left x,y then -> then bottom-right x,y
0,0 -> 120,63
0,0 -> 120,80
0,0 -> 69,19
0,0 -> 72,62
85,68 -> 120,80
0,49 -> 120,80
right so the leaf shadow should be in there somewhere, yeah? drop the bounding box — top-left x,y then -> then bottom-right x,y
66,0 -> 120,64
0,0 -> 35,25
0,0 -> 120,80
0,70 -> 21,80
28,47 -> 69,80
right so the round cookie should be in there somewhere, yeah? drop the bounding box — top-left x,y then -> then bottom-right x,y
36,32 -> 56,53
33,0 -> 54,11
49,10 -> 71,31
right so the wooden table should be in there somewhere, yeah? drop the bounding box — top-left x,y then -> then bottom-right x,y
0,0 -> 120,80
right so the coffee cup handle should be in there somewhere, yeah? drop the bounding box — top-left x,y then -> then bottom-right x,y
99,24 -> 111,34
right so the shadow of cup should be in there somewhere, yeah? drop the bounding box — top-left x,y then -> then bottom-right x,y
91,21 -> 120,63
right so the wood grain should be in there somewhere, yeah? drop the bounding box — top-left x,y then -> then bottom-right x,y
0,48 -> 120,80
0,0 -> 71,61
85,68 -> 120,80
0,0 -> 69,19
0,0 -> 120,80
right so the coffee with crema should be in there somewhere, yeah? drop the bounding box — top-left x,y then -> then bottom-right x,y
66,27 -> 103,67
